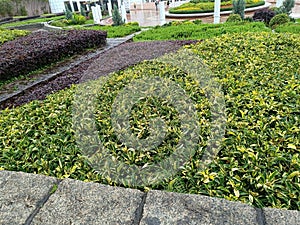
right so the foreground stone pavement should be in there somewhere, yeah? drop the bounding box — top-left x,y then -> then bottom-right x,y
0,171 -> 299,225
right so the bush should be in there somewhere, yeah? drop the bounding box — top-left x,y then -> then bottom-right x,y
64,8 -> 73,20
0,0 -> 13,17
112,4 -> 124,26
20,5 -> 28,16
0,29 -> 29,45
226,14 -> 242,22
269,13 -> 290,29
233,0 -> 245,19
275,22 -> 300,33
72,13 -> 86,25
0,30 -> 107,81
252,9 -> 275,25
193,19 -> 202,24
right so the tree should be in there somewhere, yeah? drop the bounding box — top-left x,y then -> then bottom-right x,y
0,0 -> 14,17
232,0 -> 245,20
112,4 -> 124,26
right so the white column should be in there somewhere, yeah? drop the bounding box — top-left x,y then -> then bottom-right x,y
92,6 -> 100,24
118,0 -> 121,9
107,0 -> 112,16
76,0 -> 81,11
276,0 -> 284,7
214,0 -> 221,24
69,0 -> 75,12
159,1 -> 166,25
121,3 -> 128,22
141,0 -> 143,10
96,4 -> 102,20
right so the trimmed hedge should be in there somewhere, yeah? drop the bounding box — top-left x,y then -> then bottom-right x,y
0,30 -> 107,81
134,22 -> 270,41
275,22 -> 300,33
169,1 -> 265,14
0,32 -> 299,210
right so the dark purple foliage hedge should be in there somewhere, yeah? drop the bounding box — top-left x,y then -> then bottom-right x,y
0,29 -> 107,81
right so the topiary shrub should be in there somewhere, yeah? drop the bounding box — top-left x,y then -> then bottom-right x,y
232,0 -> 245,19
112,4 -> 124,26
64,7 -> 73,20
269,13 -> 290,29
252,9 -> 275,25
226,13 -> 242,22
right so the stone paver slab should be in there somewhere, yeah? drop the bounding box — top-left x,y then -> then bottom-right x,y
264,207 -> 300,225
0,170 -> 58,225
140,190 -> 258,225
31,178 -> 144,225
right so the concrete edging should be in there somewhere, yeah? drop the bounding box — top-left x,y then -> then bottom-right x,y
0,170 -> 299,225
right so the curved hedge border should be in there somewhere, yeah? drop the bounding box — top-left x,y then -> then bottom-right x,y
0,30 -> 107,81
169,1 -> 265,14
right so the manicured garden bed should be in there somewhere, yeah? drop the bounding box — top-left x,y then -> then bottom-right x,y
0,32 -> 298,210
134,21 -> 270,41
169,0 -> 265,14
0,28 -> 29,45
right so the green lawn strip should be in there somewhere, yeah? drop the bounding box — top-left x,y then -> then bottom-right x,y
71,24 -> 141,38
0,32 -> 299,210
0,28 -> 29,45
0,16 -> 65,28
275,22 -> 300,33
134,22 -> 270,41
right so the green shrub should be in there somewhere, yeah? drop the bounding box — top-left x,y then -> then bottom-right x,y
269,13 -> 290,29
72,13 -> 86,25
275,22 -> 300,33
20,5 -> 28,16
226,14 -> 242,22
0,29 -> 29,45
64,8 -> 73,20
50,20 -> 67,27
233,0 -> 245,19
80,6 -> 87,17
0,0 -> 13,17
112,4 -> 124,26
134,22 -> 270,41
88,11 -> 93,20
193,19 -> 202,24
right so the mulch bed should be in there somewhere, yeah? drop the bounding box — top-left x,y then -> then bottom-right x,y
1,40 -> 198,109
